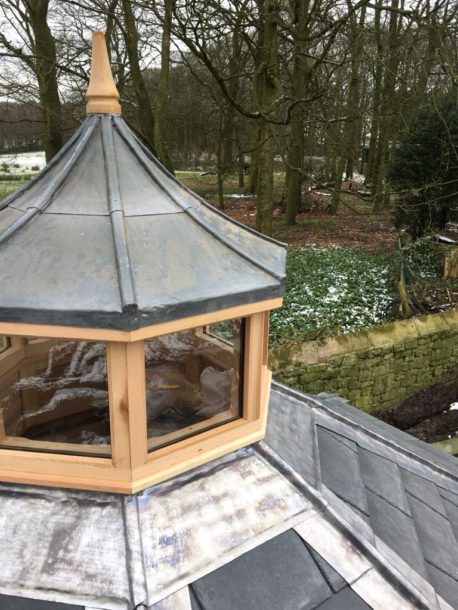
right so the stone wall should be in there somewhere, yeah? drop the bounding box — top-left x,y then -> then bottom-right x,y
270,309 -> 458,413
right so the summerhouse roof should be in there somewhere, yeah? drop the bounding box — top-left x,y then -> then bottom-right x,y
0,115 -> 286,330
0,384 -> 456,610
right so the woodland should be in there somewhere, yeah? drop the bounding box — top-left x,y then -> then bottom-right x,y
0,0 -> 457,325
0,0 -> 457,446
0,0 -> 457,233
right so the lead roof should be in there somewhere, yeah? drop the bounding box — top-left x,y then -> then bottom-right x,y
0,115 -> 286,330
0,384 -> 456,610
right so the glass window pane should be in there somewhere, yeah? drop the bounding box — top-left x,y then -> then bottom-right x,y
146,319 -> 244,451
0,337 -> 110,456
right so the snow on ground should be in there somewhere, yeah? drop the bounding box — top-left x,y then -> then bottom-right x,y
0,151 -> 45,174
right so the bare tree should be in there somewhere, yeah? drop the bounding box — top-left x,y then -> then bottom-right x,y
0,0 -> 63,160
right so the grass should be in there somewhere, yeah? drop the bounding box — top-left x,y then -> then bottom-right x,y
0,179 -> 28,201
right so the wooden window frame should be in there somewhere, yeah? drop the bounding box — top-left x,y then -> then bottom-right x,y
0,300 -> 278,493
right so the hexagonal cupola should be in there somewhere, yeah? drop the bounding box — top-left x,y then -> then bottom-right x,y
0,33 -> 286,493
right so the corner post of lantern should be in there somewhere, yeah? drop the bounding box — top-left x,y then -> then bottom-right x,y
106,341 -> 131,470
107,338 -> 147,480
126,340 -> 148,470
243,310 -> 270,425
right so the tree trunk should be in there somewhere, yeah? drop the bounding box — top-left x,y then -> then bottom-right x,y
238,153 -> 245,188
154,0 -> 174,172
216,100 -> 225,210
372,0 -> 401,211
330,153 -> 346,214
285,0 -> 310,225
255,0 -> 280,236
247,122 -> 261,194
344,5 -> 366,181
256,119 -> 275,235
27,0 -> 62,161
366,1 -> 383,184
221,25 -> 242,175
122,0 -> 156,154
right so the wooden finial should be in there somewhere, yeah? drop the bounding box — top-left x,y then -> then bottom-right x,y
86,31 -> 121,114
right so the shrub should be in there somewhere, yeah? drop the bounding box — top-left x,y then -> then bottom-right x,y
270,246 -> 394,345
387,91 -> 458,239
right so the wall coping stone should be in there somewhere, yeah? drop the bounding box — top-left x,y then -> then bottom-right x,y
270,308 -> 458,370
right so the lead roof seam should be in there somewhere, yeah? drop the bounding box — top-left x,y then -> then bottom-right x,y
298,535 -> 346,595
257,442 -> 438,610
124,116 -> 288,252
311,410 -> 322,489
324,410 -> 458,490
0,119 -> 97,247
133,494 -> 150,607
24,210 -> 186,217
120,498 -> 137,608
0,117 -> 91,211
274,384 -> 458,484
101,115 -> 137,310
314,409 -> 458,492
113,116 -> 284,283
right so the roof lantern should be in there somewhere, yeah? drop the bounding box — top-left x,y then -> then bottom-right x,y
0,32 -> 286,493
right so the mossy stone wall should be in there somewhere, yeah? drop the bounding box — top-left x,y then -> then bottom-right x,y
270,310 -> 458,413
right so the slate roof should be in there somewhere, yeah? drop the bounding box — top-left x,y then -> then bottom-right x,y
0,115 -> 286,330
0,383 -> 456,610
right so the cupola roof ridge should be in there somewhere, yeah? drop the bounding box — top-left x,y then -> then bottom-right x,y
0,33 -> 287,331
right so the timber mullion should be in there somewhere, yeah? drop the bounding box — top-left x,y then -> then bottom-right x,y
126,341 -> 147,469
107,342 -> 131,469
243,312 -> 264,422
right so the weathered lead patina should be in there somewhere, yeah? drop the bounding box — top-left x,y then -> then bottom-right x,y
0,384 -> 457,610
0,114 -> 286,330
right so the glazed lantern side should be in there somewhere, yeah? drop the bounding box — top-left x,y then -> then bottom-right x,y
0,33 -> 286,493
0,308 -> 274,493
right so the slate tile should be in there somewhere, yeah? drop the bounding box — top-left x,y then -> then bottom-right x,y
320,486 -> 374,543
407,495 -> 458,583
317,426 -> 369,515
306,543 -> 347,593
313,392 -> 458,477
365,489 -> 429,579
189,588 -> 204,610
314,586 -> 371,610
440,488 -> 458,509
425,562 -> 458,610
322,429 -> 358,452
401,469 -> 448,516
442,496 -> 458,541
359,448 -> 410,515
295,513 -> 372,585
0,595 -> 81,610
191,529 -> 332,610
266,390 -> 316,485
